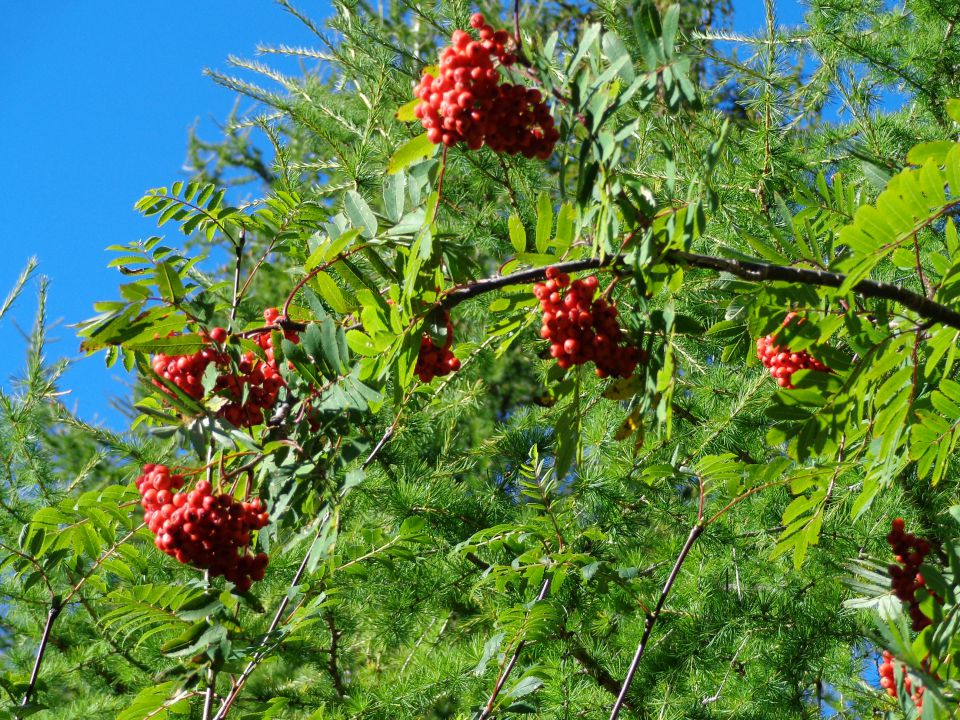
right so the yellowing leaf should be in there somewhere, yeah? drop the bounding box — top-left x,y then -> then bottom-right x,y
603,376 -> 643,400
614,407 -> 643,441
387,134 -> 438,174
395,99 -> 420,122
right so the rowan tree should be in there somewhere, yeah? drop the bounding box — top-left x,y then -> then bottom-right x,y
3,1 -> 960,719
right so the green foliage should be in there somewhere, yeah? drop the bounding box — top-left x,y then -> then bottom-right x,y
11,0 -> 960,719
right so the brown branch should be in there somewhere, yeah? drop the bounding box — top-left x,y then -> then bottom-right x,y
211,515 -> 330,720
324,610 -> 347,697
513,0 -> 522,53
228,228 -> 245,333
477,578 -> 551,720
609,523 -> 704,720
438,251 -> 960,331
667,250 -> 960,330
569,645 -> 638,714
18,598 -> 62,715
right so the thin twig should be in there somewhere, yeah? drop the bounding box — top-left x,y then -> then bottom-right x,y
211,514 -> 330,720
280,244 -> 370,319
202,666 -> 217,720
202,566 -> 217,720
513,0 -> 522,53
228,228 -> 246,333
363,388 -> 414,469
609,524 -> 704,720
18,598 -> 62,714
477,578 -> 551,720
62,524 -> 144,606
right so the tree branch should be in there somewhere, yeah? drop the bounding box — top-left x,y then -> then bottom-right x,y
609,523 -> 704,720
439,250 -> 960,331
18,598 -> 62,715
211,514 -> 330,720
568,643 -> 639,713
667,250 -> 960,330
324,610 -> 347,697
476,578 -> 551,720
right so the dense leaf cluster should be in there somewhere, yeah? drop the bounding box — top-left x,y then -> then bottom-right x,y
5,1 -> 960,719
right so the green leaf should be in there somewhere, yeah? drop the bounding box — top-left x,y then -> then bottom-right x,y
906,141 -> 956,165
506,675 -> 544,700
387,134 -> 438,174
383,173 -> 406,223
509,215 -> 527,254
155,261 -> 185,303
126,335 -> 205,355
344,190 -> 378,239
661,4 -> 680,55
310,272 -> 355,314
554,203 -> 575,252
320,318 -> 342,374
535,193 -> 553,254
117,682 -> 181,720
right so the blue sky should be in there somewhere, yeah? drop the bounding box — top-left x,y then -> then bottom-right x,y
0,1 -> 329,426
0,1 -> 808,427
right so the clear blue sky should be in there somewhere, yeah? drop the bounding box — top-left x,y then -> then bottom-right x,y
0,2 -> 330,426
0,1 -> 807,428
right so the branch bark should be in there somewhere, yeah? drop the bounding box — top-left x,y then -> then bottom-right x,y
569,644 -> 638,713
438,250 -> 960,331
211,515 -> 329,720
324,610 -> 347,697
476,578 -> 551,720
609,523 -> 704,720
18,598 -> 62,715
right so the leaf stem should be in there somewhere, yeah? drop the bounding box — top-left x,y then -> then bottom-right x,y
279,244 -> 370,320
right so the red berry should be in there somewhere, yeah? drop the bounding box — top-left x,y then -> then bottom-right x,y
136,464 -> 270,590
415,311 -> 461,383
413,16 -> 557,158
534,270 -> 641,379
756,314 -> 830,389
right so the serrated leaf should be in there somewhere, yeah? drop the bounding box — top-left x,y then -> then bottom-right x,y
155,261 -> 185,303
535,193 -> 553,254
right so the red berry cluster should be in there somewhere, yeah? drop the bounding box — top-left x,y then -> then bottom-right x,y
150,309 -> 298,428
416,312 -> 461,383
534,268 -> 640,378
879,650 -> 925,711
414,13 -> 559,158
136,464 -> 269,592
151,327 -> 229,401
756,312 -> 829,389
887,517 -> 937,631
